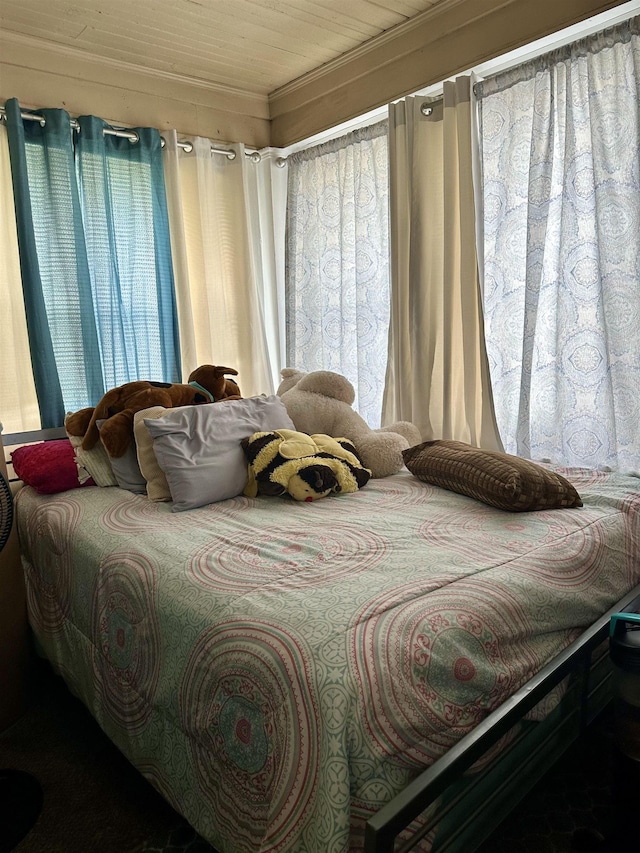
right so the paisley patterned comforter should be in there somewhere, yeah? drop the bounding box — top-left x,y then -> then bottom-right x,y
17,468 -> 640,853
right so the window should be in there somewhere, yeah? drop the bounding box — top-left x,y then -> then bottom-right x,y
285,121 -> 390,428
477,19 -> 640,470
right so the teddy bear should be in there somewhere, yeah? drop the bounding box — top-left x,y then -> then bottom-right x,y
66,364 -> 241,459
276,369 -> 421,479
242,429 -> 371,501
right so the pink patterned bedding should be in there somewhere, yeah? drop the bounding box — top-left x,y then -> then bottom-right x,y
16,467 -> 640,852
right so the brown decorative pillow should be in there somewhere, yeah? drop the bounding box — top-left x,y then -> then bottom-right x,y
402,440 -> 583,512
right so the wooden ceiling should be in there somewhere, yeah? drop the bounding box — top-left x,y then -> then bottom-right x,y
0,0 -> 452,98
0,0 -> 630,146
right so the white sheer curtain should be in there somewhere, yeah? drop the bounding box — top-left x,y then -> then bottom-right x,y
244,148 -> 288,391
0,122 -> 40,433
382,79 -> 502,449
285,122 -> 390,428
162,132 -> 279,396
477,19 -> 640,471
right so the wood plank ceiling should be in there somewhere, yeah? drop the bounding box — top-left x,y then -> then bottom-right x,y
0,0 -> 451,98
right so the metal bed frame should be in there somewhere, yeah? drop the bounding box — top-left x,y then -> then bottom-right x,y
2,427 -> 67,482
4,426 -> 639,853
3,427 -> 68,448
365,584 -> 640,852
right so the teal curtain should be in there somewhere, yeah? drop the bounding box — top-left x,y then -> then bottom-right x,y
5,98 -> 180,427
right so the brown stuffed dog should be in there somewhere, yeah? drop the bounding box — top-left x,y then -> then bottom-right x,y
189,364 -> 241,403
66,365 -> 241,458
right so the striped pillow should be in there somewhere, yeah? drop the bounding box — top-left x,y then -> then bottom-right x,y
402,440 -> 583,512
65,417 -> 118,487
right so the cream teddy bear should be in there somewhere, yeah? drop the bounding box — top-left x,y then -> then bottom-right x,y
276,369 -> 422,478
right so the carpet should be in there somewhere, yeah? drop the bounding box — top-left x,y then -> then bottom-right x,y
0,662 -> 214,853
0,660 -> 628,853
0,769 -> 43,853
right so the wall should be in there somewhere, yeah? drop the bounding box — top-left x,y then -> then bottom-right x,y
0,432 -> 29,730
0,30 -> 271,148
0,0 -> 627,149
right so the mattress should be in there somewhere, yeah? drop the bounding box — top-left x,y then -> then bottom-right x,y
16,467 -> 640,852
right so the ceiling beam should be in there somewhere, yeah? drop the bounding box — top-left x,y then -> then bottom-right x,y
269,0 -> 628,147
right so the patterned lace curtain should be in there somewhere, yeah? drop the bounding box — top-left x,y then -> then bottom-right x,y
476,18 -> 640,471
285,121 -> 389,427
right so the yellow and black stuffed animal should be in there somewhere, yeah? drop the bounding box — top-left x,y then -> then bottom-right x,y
66,364 -> 241,458
241,428 -> 371,502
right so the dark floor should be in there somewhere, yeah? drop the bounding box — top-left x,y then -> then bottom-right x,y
0,660 -> 631,853
475,718 -> 617,853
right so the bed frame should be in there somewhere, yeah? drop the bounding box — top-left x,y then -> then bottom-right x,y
2,427 -> 67,483
365,582 -> 640,852
4,426 -> 639,853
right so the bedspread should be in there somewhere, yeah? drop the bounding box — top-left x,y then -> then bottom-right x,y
16,468 -> 640,852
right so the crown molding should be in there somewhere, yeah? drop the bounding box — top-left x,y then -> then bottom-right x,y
0,29 -> 263,105
269,0 -> 476,100
269,0 -> 628,146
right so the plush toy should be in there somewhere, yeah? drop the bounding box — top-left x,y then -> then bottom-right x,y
242,428 -> 371,501
66,364 -> 241,459
276,369 -> 421,479
189,364 -> 241,402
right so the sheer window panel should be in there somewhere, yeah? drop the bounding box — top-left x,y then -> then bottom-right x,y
0,122 -> 40,434
477,18 -> 640,471
285,122 -> 390,428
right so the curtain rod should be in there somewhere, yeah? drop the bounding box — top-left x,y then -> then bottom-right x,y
0,106 -> 262,162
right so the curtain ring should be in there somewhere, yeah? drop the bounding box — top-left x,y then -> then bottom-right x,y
421,104 -> 433,116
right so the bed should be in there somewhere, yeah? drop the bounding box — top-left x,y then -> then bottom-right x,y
7,425 -> 640,853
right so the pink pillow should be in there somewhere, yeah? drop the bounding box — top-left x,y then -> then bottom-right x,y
12,440 -> 95,495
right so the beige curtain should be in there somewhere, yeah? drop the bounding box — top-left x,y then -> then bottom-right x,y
382,78 -> 502,450
162,133 -> 274,397
0,122 -> 40,434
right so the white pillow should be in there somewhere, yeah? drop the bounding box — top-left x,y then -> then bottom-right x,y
65,416 -> 118,487
145,396 -> 295,511
96,419 -> 147,494
133,406 -> 172,501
